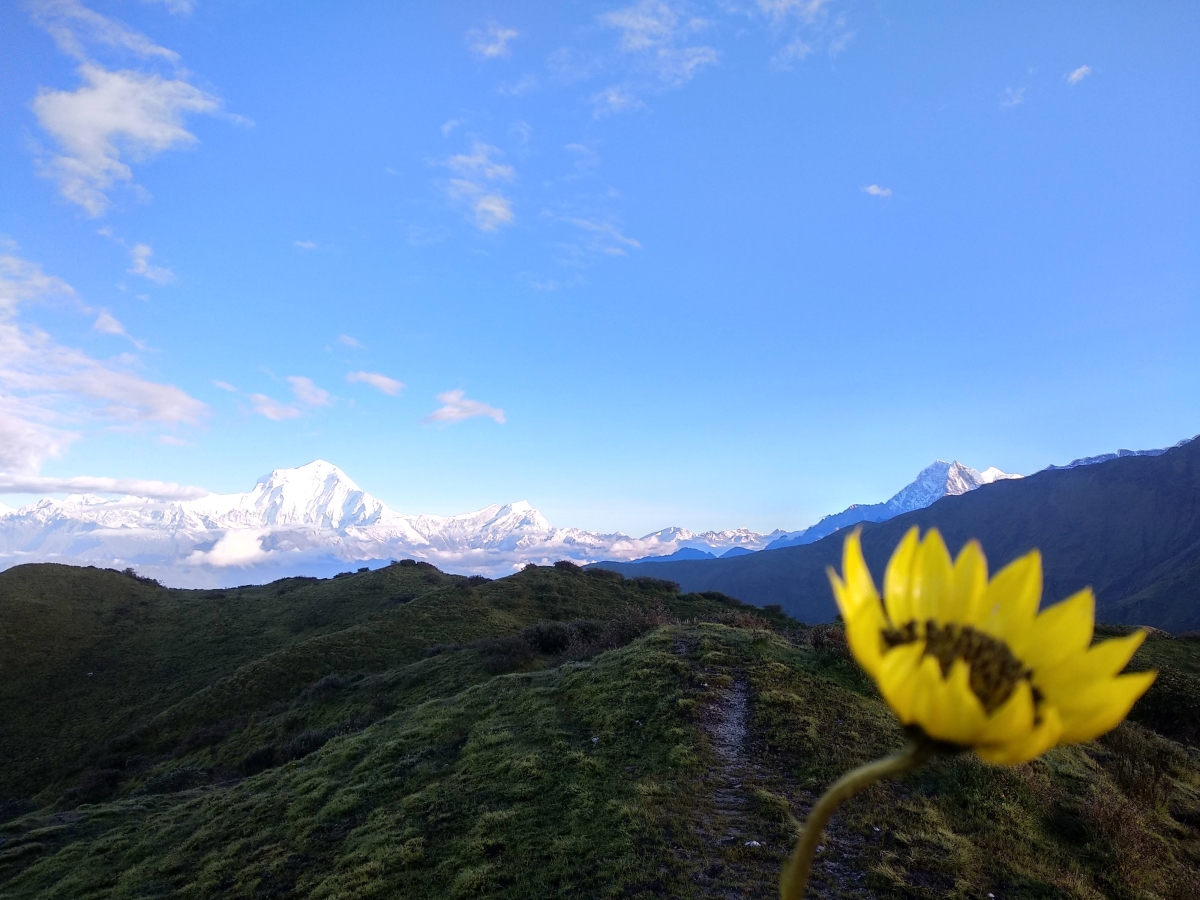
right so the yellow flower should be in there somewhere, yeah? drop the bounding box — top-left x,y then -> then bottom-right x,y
829,527 -> 1156,765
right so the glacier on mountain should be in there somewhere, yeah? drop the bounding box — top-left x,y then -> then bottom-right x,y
763,460 -> 1021,551
0,461 -> 779,586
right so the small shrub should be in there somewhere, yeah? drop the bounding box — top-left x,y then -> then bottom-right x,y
584,567 -> 623,581
521,621 -> 575,655
63,768 -> 122,805
477,636 -> 537,674
282,729 -> 331,761
301,673 -> 350,702
240,745 -> 277,776
141,766 -> 209,795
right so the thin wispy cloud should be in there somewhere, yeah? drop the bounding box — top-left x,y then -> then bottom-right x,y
467,22 -> 519,60
287,375 -> 331,407
212,380 -> 237,392
248,394 -> 302,421
28,0 -> 229,216
346,370 -> 405,396
1067,64 -> 1092,85
93,308 -> 145,348
424,389 -> 505,425
565,217 -> 642,255
294,240 -> 317,251
336,334 -> 362,349
591,86 -> 645,117
444,141 -> 517,231
861,184 -> 892,197
246,376 -> 330,421
0,472 -> 208,499
497,74 -> 539,97
1000,86 -> 1026,108
0,247 -> 206,476
598,0 -> 719,97
127,243 -> 174,283
140,0 -> 195,16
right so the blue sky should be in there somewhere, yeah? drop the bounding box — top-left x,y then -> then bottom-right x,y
0,0 -> 1197,535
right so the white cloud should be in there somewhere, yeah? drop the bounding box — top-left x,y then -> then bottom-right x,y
93,309 -> 140,345
591,86 -> 645,116
287,375 -> 331,407
294,239 -> 317,250
423,389 -> 505,425
127,243 -> 175,283
186,528 -> 271,566
212,379 -> 237,392
33,63 -> 221,216
498,74 -> 539,97
0,247 -> 206,476
158,434 -> 187,446
467,22 -> 519,59
0,472 -> 207,499
441,119 -> 461,137
861,184 -> 892,197
29,2 -> 226,216
601,1 -> 681,52
141,0 -> 195,15
347,370 -> 405,396
1067,64 -> 1092,85
756,0 -> 833,24
599,1 -> 718,89
336,334 -> 362,348
33,0 -> 180,63
1000,86 -> 1026,108
654,46 -> 720,87
444,142 -> 517,231
248,394 -> 301,421
565,217 -> 642,255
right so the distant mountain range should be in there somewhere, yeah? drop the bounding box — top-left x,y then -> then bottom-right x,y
594,435 -> 1200,632
0,461 -> 777,586
0,441 -> 1186,589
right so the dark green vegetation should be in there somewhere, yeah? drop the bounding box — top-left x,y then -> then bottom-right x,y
595,437 -> 1200,631
2,562 -> 1198,899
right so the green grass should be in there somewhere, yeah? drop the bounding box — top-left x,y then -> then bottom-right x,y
2,562 -> 1198,899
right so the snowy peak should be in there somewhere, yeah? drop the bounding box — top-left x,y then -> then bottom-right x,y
186,460 -> 390,530
885,460 -> 1020,516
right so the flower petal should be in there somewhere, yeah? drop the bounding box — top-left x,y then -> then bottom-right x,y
1035,630 -> 1146,699
1018,588 -> 1094,670
910,530 -> 953,623
951,540 -> 989,627
831,569 -> 887,677
876,642 -> 926,725
906,655 -> 986,746
1057,671 -> 1157,745
978,550 -> 1042,643
976,678 -> 1035,745
976,704 -> 1062,766
842,529 -> 880,609
883,527 -> 920,626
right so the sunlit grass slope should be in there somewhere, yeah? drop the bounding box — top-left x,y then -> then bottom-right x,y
1,562 -> 1197,899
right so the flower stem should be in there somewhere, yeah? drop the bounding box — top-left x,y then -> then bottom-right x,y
780,741 -> 934,900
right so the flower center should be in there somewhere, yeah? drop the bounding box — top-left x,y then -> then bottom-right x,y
882,619 -> 1033,714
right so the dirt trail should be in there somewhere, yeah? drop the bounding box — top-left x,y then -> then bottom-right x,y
679,636 -> 878,899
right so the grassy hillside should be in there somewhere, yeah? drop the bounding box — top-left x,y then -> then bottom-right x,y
1,562 -> 1198,899
595,437 -> 1200,630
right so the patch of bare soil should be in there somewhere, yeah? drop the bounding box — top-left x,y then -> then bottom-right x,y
676,638 -> 880,900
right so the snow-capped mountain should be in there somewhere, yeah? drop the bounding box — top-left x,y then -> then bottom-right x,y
1044,437 -> 1196,471
0,461 -> 782,587
764,460 -> 1020,551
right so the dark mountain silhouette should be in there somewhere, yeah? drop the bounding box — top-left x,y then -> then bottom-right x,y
593,436 -> 1200,631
